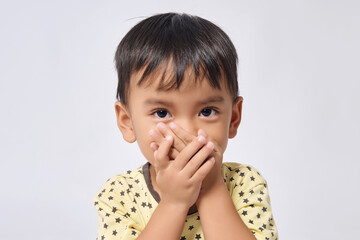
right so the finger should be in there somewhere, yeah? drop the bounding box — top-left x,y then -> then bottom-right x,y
198,129 -> 207,138
173,135 -> 207,170
168,147 -> 180,160
169,122 -> 196,145
206,137 -> 223,154
151,142 -> 179,160
153,135 -> 173,169
149,128 -> 180,160
150,142 -> 159,151
182,141 -> 215,178
149,128 -> 164,146
190,156 -> 215,183
157,122 -> 187,152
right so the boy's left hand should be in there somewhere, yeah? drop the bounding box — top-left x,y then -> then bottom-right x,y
150,123 -> 224,194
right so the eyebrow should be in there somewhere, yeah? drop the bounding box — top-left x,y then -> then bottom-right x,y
144,96 -> 224,107
144,99 -> 174,107
197,96 -> 224,105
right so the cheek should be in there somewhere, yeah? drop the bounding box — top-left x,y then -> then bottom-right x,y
203,125 -> 229,152
131,120 -> 155,162
136,136 -> 156,165
216,134 -> 229,153
131,114 -> 153,142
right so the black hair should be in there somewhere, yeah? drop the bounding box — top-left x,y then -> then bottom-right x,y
115,12 -> 238,104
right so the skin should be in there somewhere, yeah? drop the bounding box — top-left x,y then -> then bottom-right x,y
115,66 -> 255,239
152,124 -> 257,240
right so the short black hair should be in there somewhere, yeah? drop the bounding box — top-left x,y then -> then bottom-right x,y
115,12 -> 238,104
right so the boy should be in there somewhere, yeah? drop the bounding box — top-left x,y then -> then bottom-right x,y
94,13 -> 278,240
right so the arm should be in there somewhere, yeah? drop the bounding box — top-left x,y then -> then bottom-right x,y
95,135 -> 214,240
94,174 -> 191,240
195,141 -> 257,240
230,167 -> 278,239
196,181 -> 257,240
139,132 -> 215,239
94,176 -> 143,240
196,173 -> 278,239
137,201 -> 188,240
150,123 -> 263,240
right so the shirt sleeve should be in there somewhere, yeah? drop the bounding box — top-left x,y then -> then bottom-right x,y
231,166 -> 278,240
94,176 -> 142,240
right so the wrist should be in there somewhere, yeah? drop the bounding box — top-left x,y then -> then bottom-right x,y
196,180 -> 227,205
139,199 -> 188,240
158,200 -> 190,216
198,169 -> 224,194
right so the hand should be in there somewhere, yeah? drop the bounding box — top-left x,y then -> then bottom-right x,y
150,123 -> 224,194
149,122 -> 207,159
150,130 -> 215,210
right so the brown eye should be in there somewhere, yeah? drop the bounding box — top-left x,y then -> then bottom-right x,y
199,108 -> 215,117
154,110 -> 171,118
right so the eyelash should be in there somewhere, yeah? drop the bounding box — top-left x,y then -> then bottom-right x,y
199,107 -> 219,117
152,109 -> 171,119
151,107 -> 219,119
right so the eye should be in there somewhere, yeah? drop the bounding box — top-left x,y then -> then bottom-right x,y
154,109 -> 171,119
199,107 -> 217,117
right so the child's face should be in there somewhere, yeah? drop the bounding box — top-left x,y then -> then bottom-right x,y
115,67 -> 242,166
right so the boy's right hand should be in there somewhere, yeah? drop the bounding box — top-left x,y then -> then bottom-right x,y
150,131 -> 215,210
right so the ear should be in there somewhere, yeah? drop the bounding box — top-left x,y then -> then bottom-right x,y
115,101 -> 136,143
228,96 -> 243,139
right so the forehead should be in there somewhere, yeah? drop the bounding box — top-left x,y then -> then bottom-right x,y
127,66 -> 234,110
130,63 -> 228,94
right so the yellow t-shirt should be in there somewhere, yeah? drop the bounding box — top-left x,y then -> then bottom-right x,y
94,162 -> 278,240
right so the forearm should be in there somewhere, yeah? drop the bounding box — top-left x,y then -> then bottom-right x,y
137,201 -> 188,240
196,183 -> 256,240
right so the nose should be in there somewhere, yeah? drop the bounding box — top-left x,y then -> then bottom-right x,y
173,119 -> 198,137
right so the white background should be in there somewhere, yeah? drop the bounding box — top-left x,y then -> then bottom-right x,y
1,0 -> 359,239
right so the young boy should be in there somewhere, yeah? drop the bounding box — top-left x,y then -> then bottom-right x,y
94,13 -> 278,240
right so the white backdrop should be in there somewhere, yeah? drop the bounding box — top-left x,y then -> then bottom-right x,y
1,0 -> 359,239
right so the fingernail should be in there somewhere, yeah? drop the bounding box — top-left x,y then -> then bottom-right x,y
198,136 -> 205,143
166,135 -> 173,142
157,122 -> 165,130
199,129 -> 207,137
150,142 -> 158,151
169,122 -> 176,129
209,157 -> 215,162
149,130 -> 157,138
206,141 -> 214,149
